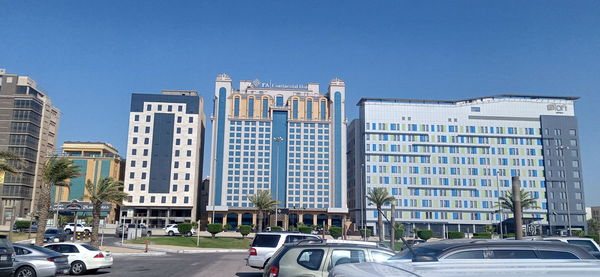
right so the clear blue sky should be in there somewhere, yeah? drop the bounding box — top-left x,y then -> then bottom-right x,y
1,1 -> 599,205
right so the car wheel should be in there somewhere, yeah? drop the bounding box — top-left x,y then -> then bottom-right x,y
186,231 -> 192,237
15,266 -> 36,277
70,261 -> 87,275
168,231 -> 174,236
147,231 -> 152,236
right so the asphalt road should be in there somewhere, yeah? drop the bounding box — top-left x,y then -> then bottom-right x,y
87,253 -> 262,277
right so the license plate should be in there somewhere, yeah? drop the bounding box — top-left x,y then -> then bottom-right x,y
0,255 -> 7,261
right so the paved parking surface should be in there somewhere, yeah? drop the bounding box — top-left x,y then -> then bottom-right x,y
86,253 -> 262,277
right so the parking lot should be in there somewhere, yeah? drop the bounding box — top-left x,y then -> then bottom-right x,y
87,253 -> 261,277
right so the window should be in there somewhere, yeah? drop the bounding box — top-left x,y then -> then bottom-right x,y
537,251 -> 578,259
330,249 -> 366,268
569,129 -> 576,136
128,184 -> 134,191
134,115 -> 139,121
567,240 -> 599,252
371,251 -> 393,263
146,115 -> 151,122
444,250 -> 485,259
139,196 -> 145,203
471,107 -> 481,112
183,197 -> 189,203
570,139 -> 577,146
189,117 -> 194,123
14,246 -> 32,255
488,250 -> 537,259
276,95 -> 284,107
297,249 -> 325,270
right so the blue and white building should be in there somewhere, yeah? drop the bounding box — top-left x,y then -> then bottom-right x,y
207,74 -> 348,229
122,90 -> 206,227
348,95 -> 586,236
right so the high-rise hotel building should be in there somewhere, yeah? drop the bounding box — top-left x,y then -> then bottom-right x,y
208,74 -> 348,229
122,91 -> 206,227
0,69 -> 60,223
348,95 -> 585,236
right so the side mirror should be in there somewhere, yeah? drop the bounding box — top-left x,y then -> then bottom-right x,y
412,255 -> 438,262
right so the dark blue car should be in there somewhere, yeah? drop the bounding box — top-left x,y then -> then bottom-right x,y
44,228 -> 68,243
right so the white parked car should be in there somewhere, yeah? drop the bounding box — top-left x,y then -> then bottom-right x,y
163,224 -> 196,236
246,232 -> 319,269
63,223 -> 92,234
44,243 -> 113,275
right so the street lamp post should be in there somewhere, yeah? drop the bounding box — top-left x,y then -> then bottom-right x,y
496,174 -> 503,238
360,163 -> 365,241
273,137 -> 284,228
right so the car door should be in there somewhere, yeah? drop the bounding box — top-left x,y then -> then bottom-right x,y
327,248 -> 368,276
291,248 -> 329,277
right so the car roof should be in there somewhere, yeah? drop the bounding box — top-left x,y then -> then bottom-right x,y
411,239 -> 594,257
255,232 -> 314,235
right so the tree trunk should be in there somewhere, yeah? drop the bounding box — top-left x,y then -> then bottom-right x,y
377,205 -> 384,242
90,201 -> 102,247
257,211 -> 263,232
34,184 -> 52,246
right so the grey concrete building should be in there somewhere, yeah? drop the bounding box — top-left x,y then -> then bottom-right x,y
0,68 -> 60,223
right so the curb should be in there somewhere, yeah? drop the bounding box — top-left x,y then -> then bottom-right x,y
116,243 -> 247,254
111,252 -> 167,257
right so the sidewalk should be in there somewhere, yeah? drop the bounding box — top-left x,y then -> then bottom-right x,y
117,242 -> 248,254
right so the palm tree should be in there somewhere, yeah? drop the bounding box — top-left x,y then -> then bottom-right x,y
0,150 -> 21,174
35,157 -> 80,246
499,189 -> 539,214
86,177 -> 128,247
248,190 -> 278,232
366,187 -> 395,241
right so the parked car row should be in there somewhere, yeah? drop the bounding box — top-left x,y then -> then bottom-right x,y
0,234 -> 113,277
245,233 -> 600,277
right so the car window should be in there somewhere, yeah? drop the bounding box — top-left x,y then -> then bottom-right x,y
44,245 -> 58,252
371,251 -> 393,263
331,249 -> 366,267
537,250 -> 579,259
13,246 -> 31,255
81,244 -> 100,251
54,245 -> 79,253
391,247 -> 442,260
488,250 -> 537,259
251,235 -> 281,247
46,229 -> 58,234
444,250 -> 485,259
285,235 -> 312,243
567,240 -> 600,252
297,249 -> 324,270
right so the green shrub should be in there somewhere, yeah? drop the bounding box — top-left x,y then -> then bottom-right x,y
505,233 -> 515,238
574,230 -> 586,237
329,226 -> 343,239
447,231 -> 464,239
207,223 -> 223,238
299,226 -> 312,234
270,226 -> 283,231
224,223 -> 232,231
394,223 -> 405,240
177,223 -> 193,235
239,225 -> 252,237
472,232 -> 492,239
360,228 -> 372,238
416,229 -> 433,240
14,220 -> 31,230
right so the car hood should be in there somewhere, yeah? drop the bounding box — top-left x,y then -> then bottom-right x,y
331,260 -> 600,277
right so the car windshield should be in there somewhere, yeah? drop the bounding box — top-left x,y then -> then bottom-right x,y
390,246 -> 442,260
251,235 -> 281,247
567,240 -> 600,252
0,236 -> 12,249
81,244 -> 100,251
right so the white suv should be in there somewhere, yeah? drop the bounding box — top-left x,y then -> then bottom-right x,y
63,223 -> 92,234
543,237 -> 600,259
164,224 -> 196,236
246,232 -> 319,269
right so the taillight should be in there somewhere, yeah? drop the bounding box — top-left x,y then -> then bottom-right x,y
269,265 -> 279,277
47,257 -> 55,262
249,248 -> 257,256
93,252 -> 104,258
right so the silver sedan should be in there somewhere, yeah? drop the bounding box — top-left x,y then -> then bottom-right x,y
13,244 -> 70,277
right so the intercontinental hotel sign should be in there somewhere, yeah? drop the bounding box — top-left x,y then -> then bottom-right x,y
250,79 -> 308,90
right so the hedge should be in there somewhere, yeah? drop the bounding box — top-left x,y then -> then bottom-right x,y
360,229 -> 372,238
299,226 -> 312,234
177,223 -> 193,235
472,232 -> 492,239
329,226 -> 343,239
14,220 -> 31,230
270,226 -> 283,231
207,223 -> 223,238
239,225 -> 252,237
416,229 -> 433,240
447,231 -> 465,239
